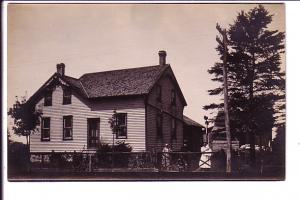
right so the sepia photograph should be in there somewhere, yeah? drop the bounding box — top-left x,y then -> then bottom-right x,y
5,3 -> 286,181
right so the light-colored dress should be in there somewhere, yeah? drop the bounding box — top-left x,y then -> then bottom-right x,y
162,147 -> 171,168
199,145 -> 212,169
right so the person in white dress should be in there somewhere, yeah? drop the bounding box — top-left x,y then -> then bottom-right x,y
162,144 -> 172,170
198,142 -> 212,171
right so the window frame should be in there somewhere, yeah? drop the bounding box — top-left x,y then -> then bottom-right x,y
116,113 -> 127,139
171,118 -> 177,139
44,90 -> 52,106
156,112 -> 163,138
41,117 -> 51,141
63,115 -> 73,140
63,88 -> 72,105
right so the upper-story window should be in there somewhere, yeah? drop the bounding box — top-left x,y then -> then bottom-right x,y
41,117 -> 50,141
44,90 -> 52,106
63,115 -> 73,140
171,89 -> 176,106
116,113 -> 127,139
157,85 -> 162,102
63,88 -> 72,105
171,118 -> 177,139
157,113 -> 163,138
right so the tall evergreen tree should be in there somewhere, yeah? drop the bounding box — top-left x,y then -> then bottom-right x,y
204,5 -> 285,164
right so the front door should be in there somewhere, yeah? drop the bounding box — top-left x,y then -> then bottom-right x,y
87,118 -> 100,149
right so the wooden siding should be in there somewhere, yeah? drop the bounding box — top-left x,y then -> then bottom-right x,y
146,68 -> 185,152
30,85 -> 146,153
211,140 -> 240,151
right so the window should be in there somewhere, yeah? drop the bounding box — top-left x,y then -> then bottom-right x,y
44,90 -> 52,106
63,116 -> 73,140
157,85 -> 162,102
63,89 -> 72,105
171,89 -> 176,106
157,113 -> 163,138
41,117 -> 50,141
116,113 -> 127,139
171,118 -> 177,139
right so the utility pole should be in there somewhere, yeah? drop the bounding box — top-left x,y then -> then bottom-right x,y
217,24 -> 232,173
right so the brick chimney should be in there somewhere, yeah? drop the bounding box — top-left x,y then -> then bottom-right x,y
158,50 -> 167,66
56,63 -> 65,76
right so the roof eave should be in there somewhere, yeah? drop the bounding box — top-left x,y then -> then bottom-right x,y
26,73 -> 86,107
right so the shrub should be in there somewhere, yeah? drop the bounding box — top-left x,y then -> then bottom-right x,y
49,151 -> 70,169
97,141 -> 132,153
96,141 -> 132,168
113,140 -> 132,152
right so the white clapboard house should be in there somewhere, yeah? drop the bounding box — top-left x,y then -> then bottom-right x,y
27,51 -> 187,153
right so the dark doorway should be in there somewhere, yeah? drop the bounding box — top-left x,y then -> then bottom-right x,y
87,118 -> 100,149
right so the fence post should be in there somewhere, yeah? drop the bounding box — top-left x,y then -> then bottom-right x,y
28,153 -> 31,173
40,154 -> 44,169
112,152 -> 114,170
260,150 -> 264,175
88,153 -> 92,172
41,154 -> 44,169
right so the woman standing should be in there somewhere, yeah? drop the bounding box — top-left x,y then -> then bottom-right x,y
198,142 -> 212,171
162,144 -> 172,170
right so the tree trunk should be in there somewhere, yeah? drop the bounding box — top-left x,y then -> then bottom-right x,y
26,135 -> 31,172
26,135 -> 29,152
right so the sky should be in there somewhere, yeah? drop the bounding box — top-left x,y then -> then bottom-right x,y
7,4 -> 285,142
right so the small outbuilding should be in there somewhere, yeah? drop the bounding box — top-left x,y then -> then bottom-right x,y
209,110 -> 239,151
183,115 -> 205,152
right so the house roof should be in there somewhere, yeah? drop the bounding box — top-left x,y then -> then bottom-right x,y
27,63 -> 187,106
79,65 -> 168,98
183,115 -> 204,128
64,75 -> 88,98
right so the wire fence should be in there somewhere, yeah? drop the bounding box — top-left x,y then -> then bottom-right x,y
29,150 -> 249,173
